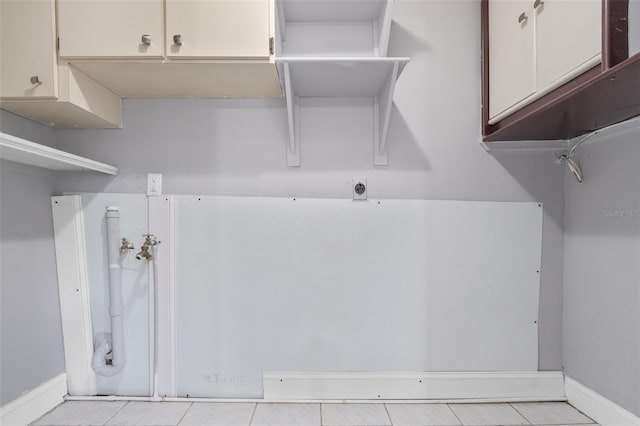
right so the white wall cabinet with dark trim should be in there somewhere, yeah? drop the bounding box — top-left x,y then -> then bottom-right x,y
488,0 -> 601,122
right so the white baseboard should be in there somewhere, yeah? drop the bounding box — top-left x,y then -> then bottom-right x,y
0,373 -> 67,426
263,371 -> 565,400
565,376 -> 640,426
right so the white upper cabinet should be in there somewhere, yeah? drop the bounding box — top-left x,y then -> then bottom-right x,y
0,0 -> 57,99
489,0 -> 535,119
488,0 -> 602,122
57,0 -> 272,60
535,0 -> 601,90
165,0 -> 271,59
57,0 -> 164,58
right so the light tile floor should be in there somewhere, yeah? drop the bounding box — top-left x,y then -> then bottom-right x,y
32,401 -> 597,426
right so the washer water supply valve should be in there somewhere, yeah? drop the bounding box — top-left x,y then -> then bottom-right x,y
120,238 -> 134,254
136,234 -> 160,261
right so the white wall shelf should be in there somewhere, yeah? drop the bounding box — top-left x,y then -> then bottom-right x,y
0,131 -> 118,175
275,0 -> 408,166
280,0 -> 388,22
277,57 -> 409,166
277,0 -> 394,57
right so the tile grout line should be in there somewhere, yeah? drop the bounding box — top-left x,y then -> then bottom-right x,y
103,400 -> 130,425
175,402 -> 193,425
248,401 -> 258,426
508,402 -> 534,425
566,402 -> 597,424
511,401 -> 598,426
382,403 -> 393,426
446,403 -> 465,426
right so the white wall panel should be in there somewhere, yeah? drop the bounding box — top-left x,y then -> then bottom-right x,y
173,197 -> 542,398
55,0 -> 566,373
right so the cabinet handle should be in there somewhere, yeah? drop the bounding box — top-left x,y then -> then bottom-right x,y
518,12 -> 528,23
173,34 -> 182,46
141,34 -> 152,45
30,76 -> 41,85
533,0 -> 544,8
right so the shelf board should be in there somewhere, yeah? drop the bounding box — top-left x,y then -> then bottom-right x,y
276,57 -> 409,97
0,132 -> 118,175
276,0 -> 394,56
276,57 -> 410,167
280,0 -> 387,22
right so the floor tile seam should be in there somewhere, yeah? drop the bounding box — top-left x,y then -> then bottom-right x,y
103,401 -> 130,426
382,403 -> 393,426
446,403 -> 464,426
248,402 -> 259,426
508,402 -> 534,425
175,401 -> 193,425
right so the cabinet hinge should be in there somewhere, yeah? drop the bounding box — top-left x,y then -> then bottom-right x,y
57,37 -> 60,51
269,37 -> 274,55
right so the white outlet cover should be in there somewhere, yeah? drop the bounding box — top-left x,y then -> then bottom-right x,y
353,177 -> 367,200
147,173 -> 162,196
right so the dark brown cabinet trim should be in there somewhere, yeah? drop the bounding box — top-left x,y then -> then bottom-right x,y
603,0 -> 629,69
482,0 -> 639,143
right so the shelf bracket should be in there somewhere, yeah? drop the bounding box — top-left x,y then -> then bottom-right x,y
377,0 -> 394,57
275,0 -> 287,42
373,61 -> 399,166
283,63 -> 300,167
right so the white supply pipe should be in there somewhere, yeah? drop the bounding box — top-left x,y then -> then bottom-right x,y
150,244 -> 160,401
92,207 -> 126,376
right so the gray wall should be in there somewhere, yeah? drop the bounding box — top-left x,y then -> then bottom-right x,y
0,111 -> 65,405
563,119 -> 640,416
55,0 -> 564,371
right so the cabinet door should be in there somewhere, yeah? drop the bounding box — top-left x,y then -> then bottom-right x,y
0,0 -> 57,99
536,0 -> 601,91
57,0 -> 163,58
166,0 -> 271,59
489,0 -> 535,120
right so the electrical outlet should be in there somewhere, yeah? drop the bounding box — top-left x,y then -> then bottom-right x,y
353,177 -> 367,200
147,173 -> 162,196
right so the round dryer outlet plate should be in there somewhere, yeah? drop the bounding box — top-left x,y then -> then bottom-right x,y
353,177 -> 367,200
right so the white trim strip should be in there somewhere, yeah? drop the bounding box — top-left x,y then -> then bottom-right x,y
0,374 -> 67,426
148,195 -> 177,397
168,196 -> 177,396
263,371 -> 565,400
51,195 -> 96,396
565,376 -> 640,426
